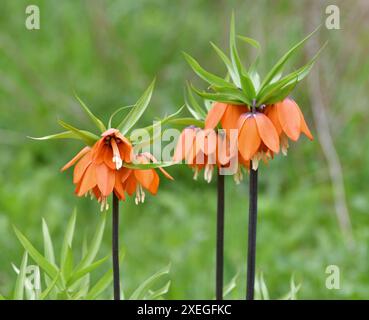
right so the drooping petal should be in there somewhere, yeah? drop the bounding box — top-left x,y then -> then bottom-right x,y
61,146 -> 91,172
123,174 -> 136,196
254,113 -> 280,153
73,152 -> 92,184
148,170 -> 160,195
103,146 -> 115,170
221,104 -> 249,131
264,105 -> 282,135
296,106 -> 314,140
134,169 -> 154,191
276,98 -> 301,141
238,114 -> 261,160
77,163 -> 97,196
173,127 -> 197,162
205,102 -> 227,129
96,163 -> 115,196
114,176 -> 126,200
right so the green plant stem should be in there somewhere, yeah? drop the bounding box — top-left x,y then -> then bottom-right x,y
216,169 -> 225,300
246,164 -> 258,300
112,193 -> 120,300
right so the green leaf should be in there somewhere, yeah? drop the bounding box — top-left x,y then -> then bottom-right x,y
67,255 -> 109,286
123,161 -> 174,170
260,25 -> 321,90
146,281 -> 171,300
191,84 -> 245,105
223,273 -> 238,298
0,293 -> 5,300
74,94 -> 106,133
117,79 -> 155,135
60,209 -> 77,267
211,85 -> 252,105
61,246 -> 74,281
40,273 -> 60,300
42,219 -> 55,265
58,120 -> 99,146
237,35 -> 261,50
166,117 -> 204,128
183,52 -> 235,89
13,226 -> 59,280
129,264 -> 171,300
184,83 -> 207,120
229,13 -> 256,101
260,272 -> 270,300
108,105 -> 134,129
76,211 -> 106,271
86,248 -> 125,300
136,105 -> 186,147
13,252 -> 28,300
210,42 -> 240,87
28,131 -> 91,142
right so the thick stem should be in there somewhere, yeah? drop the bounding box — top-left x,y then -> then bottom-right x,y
216,170 -> 225,300
246,163 -> 258,300
112,193 -> 120,300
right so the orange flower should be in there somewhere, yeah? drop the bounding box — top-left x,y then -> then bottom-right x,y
174,126 -> 239,183
61,128 -> 133,210
237,112 -> 280,170
174,126 -> 222,182
205,102 -> 249,132
121,153 -> 173,204
265,98 -> 313,155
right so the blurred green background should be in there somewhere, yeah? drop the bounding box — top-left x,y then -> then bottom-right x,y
0,0 -> 368,299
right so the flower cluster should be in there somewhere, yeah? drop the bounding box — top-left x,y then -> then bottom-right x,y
206,97 -> 313,171
62,129 -> 172,210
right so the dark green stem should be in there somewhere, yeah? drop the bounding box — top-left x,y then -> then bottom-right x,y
216,169 -> 225,300
112,193 -> 120,300
246,163 -> 258,300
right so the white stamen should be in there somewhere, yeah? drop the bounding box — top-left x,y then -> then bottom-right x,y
251,155 -> 260,170
193,167 -> 200,180
233,167 -> 243,184
112,155 -> 123,170
204,164 -> 213,183
281,133 -> 289,156
135,185 -> 145,205
100,197 -> 109,212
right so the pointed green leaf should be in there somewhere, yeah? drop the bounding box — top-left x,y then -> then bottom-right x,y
184,83 -> 207,120
123,161 -> 174,170
13,226 -> 59,280
117,79 -> 155,135
58,120 -> 99,146
61,246 -> 74,281
28,131 -> 94,142
74,94 -> 106,133
260,272 -> 270,300
42,219 -> 55,265
86,248 -> 125,300
210,42 -> 240,87
13,252 -> 28,300
166,117 -> 204,128
108,105 -> 134,129
76,212 -> 106,270
191,85 -> 245,105
146,281 -> 171,300
40,273 -> 60,300
129,264 -> 171,300
183,52 -> 235,89
260,25 -> 321,90
237,35 -> 261,50
67,255 -> 109,286
223,273 -> 238,298
60,208 -> 77,267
